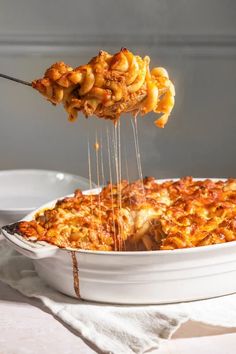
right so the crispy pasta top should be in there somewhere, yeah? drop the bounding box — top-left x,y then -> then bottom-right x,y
18,177 -> 236,251
32,48 -> 175,127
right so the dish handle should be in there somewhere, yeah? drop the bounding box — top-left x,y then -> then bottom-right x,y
1,223 -> 58,259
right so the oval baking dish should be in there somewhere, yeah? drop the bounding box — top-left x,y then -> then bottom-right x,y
2,179 -> 236,304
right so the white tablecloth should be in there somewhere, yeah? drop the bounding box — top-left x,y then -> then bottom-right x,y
1,280 -> 236,354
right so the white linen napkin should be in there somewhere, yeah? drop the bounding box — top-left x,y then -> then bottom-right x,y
1,240 -> 236,354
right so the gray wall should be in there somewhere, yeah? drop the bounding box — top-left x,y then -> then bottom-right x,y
0,0 -> 236,182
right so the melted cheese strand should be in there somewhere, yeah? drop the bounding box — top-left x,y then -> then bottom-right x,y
131,117 -> 145,196
100,130 -> 105,187
113,124 -> 122,250
95,131 -> 102,233
87,136 -> 93,207
106,126 -> 117,250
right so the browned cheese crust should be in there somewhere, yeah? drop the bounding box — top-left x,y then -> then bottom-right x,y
18,177 -> 236,251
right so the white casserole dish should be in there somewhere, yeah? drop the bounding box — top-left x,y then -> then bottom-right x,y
2,179 -> 236,304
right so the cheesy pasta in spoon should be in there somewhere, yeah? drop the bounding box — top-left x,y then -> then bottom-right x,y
32,48 -> 175,127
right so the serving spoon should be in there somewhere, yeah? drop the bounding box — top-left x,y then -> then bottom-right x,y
0,73 -> 32,87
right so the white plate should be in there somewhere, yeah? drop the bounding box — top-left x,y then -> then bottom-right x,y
0,169 -> 93,226
2,179 -> 236,304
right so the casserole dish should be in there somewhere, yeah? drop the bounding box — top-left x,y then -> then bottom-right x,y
2,179 -> 236,304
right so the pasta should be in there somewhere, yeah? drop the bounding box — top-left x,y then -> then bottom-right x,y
17,177 -> 236,251
32,48 -> 175,127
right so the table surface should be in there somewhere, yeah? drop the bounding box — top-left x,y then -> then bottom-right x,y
1,280 -> 236,354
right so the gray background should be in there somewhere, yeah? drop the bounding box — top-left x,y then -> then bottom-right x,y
0,0 -> 236,183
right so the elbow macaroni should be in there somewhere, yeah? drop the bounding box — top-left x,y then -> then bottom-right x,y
32,48 -> 175,127
18,177 -> 236,251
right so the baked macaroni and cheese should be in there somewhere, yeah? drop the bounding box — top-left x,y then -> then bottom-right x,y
18,177 -> 236,251
32,48 -> 175,127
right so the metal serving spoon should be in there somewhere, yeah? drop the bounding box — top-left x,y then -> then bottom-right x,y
0,73 -> 32,87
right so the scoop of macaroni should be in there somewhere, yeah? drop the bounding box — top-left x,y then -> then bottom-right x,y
32,48 -> 175,127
